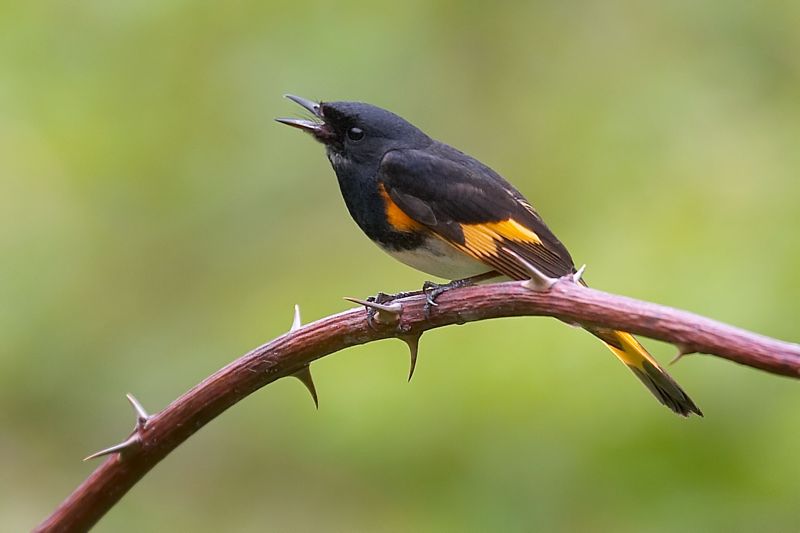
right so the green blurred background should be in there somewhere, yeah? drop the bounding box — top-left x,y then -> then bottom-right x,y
2,1 -> 799,531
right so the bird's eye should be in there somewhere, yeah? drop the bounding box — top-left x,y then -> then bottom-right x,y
347,127 -> 365,141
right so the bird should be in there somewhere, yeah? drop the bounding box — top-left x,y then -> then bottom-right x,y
277,94 -> 701,417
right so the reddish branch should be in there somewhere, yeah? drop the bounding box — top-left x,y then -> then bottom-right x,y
36,279 -> 800,532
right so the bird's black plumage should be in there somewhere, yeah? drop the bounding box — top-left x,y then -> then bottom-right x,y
277,95 -> 702,417
379,147 -> 575,277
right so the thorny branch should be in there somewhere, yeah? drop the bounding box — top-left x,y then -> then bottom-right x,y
36,276 -> 800,532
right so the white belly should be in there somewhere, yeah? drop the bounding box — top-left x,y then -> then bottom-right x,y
379,237 -> 493,280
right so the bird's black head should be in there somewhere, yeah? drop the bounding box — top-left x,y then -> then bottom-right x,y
277,95 -> 431,171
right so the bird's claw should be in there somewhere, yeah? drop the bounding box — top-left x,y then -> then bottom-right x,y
422,282 -> 446,318
422,278 -> 476,318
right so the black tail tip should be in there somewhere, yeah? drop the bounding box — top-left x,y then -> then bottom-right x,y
632,361 -> 703,417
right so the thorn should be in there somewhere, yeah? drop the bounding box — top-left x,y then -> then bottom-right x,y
669,352 -> 686,366
400,333 -> 422,382
506,250 -> 557,291
84,393 -> 150,461
290,304 -> 302,332
670,343 -> 694,365
572,264 -> 587,284
291,365 -> 318,408
126,393 -> 150,428
83,434 -> 140,462
343,296 -> 403,324
343,296 -> 403,315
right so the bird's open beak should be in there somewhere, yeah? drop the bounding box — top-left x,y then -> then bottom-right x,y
275,94 -> 324,133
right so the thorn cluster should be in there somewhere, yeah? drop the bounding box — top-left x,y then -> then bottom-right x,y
83,394 -> 152,461
345,296 -> 426,382
286,304 -> 319,408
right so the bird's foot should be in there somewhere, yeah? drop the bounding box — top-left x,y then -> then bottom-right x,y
422,278 -> 475,317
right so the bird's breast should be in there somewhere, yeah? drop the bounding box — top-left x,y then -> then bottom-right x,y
378,236 -> 492,280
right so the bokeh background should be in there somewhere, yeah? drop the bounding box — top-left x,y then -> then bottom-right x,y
2,1 -> 799,531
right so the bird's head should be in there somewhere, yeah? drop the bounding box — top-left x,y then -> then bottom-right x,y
277,95 -> 431,170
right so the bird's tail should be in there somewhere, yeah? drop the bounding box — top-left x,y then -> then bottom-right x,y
586,326 -> 702,417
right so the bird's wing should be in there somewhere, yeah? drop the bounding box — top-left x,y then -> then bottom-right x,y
380,149 -> 701,417
379,148 -> 575,280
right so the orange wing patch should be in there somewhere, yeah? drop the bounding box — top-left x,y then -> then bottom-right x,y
378,184 -> 424,232
484,219 -> 542,243
460,219 -> 541,257
460,225 -> 498,256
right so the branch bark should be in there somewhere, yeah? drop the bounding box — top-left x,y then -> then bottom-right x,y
36,279 -> 800,532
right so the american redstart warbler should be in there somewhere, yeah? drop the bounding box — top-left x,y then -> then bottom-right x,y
277,95 -> 701,417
